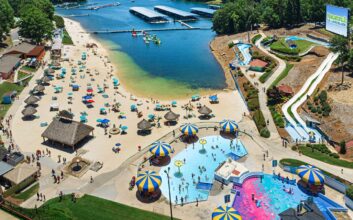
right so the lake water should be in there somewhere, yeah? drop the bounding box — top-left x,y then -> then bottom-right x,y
56,0 -> 226,99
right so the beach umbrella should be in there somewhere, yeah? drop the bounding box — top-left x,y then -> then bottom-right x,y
101,119 -> 110,124
180,123 -> 198,136
33,85 -> 45,92
24,96 -> 40,105
137,119 -> 152,130
121,125 -> 128,131
209,95 -> 218,102
40,76 -> 51,83
220,120 -> 239,133
86,99 -> 94,103
135,171 -> 162,193
148,114 -> 155,120
96,119 -> 102,123
115,143 -> 121,147
100,107 -> 106,111
164,111 -> 180,121
149,141 -> 172,157
22,107 -> 37,116
296,165 -> 325,185
198,105 -> 212,115
82,95 -> 92,100
87,89 -> 93,93
212,205 -> 242,220
171,100 -> 177,106
67,92 -> 73,96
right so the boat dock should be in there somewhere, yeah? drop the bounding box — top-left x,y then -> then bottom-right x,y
129,7 -> 168,22
84,27 -> 211,34
190,7 -> 216,17
154,5 -> 197,20
86,2 -> 120,10
64,14 -> 90,17
177,20 -> 193,28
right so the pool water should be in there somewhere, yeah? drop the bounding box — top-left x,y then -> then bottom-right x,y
284,121 -> 322,143
236,43 -> 252,66
159,135 -> 247,205
233,174 -> 345,220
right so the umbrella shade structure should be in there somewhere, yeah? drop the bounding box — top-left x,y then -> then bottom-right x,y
180,123 -> 198,136
137,119 -> 152,130
164,111 -> 180,121
33,85 -> 45,92
121,125 -> 128,131
101,119 -> 110,124
24,96 -> 40,105
135,171 -> 162,193
198,105 -> 212,115
212,205 -> 242,220
22,107 -> 37,116
40,76 -> 51,83
149,141 -> 172,157
220,120 -> 239,133
297,165 -> 325,185
58,110 -> 74,120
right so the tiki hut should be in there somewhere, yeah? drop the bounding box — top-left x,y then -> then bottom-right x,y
138,119 -> 152,130
22,106 -> 37,117
58,110 -> 74,120
40,76 -> 51,84
33,85 -> 45,93
164,111 -> 180,121
198,105 -> 212,118
24,95 -> 40,105
41,117 -> 94,150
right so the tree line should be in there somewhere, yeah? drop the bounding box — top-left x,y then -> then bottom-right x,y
212,0 -> 353,34
0,0 -> 84,44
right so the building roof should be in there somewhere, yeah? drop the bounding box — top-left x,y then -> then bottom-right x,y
0,54 -> 21,74
42,117 -> 94,147
3,163 -> 37,184
278,84 -> 294,94
190,7 -> 216,15
130,7 -> 167,19
52,38 -> 62,51
0,161 -> 13,176
249,59 -> 268,68
154,5 -> 196,17
5,42 -> 36,55
198,105 -> 212,115
137,119 -> 152,130
27,46 -> 45,57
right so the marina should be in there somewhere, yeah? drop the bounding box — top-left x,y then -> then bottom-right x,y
154,5 -> 197,20
85,2 -> 120,10
191,7 -> 216,17
129,7 -> 168,23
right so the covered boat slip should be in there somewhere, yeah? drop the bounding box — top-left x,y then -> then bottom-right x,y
129,7 -> 168,23
154,5 -> 197,20
190,7 -> 216,17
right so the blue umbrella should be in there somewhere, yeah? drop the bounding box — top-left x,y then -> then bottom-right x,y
115,143 -> 121,147
180,123 -> 198,136
148,114 -> 155,120
220,120 -> 239,133
149,141 -> 172,157
297,165 -> 325,185
82,95 -> 92,100
209,95 -> 218,102
101,119 -> 110,124
121,126 -> 128,131
96,119 -> 102,123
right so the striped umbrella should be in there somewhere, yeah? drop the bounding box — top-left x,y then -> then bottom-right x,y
135,171 -> 162,193
212,205 -> 242,220
297,165 -> 325,185
220,120 -> 239,133
149,141 -> 172,157
180,123 -> 198,136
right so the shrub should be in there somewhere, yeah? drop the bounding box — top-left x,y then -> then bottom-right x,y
260,127 -> 270,138
54,15 -> 65,29
311,107 -> 317,113
340,141 -> 347,154
332,153 -> 340,159
319,90 -> 328,103
292,146 -> 298,151
228,42 -> 235,48
252,34 -> 262,44
253,109 -> 266,131
346,185 -> 353,200
248,98 -> 260,111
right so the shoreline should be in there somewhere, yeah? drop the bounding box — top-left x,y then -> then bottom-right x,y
67,17 -> 233,100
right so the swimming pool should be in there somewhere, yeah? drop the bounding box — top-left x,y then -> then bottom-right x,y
232,174 -> 346,220
159,135 -> 247,205
284,120 -> 322,143
236,43 -> 252,66
285,36 -> 330,47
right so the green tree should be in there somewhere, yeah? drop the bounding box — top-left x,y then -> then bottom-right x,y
20,0 -> 54,20
19,6 -> 54,43
330,35 -> 350,84
0,0 -> 14,41
339,141 -> 346,154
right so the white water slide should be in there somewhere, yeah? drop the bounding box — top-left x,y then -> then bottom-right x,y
282,53 -> 339,139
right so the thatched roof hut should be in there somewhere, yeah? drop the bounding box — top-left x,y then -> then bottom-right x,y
3,163 -> 38,185
33,85 -> 45,92
164,111 -> 180,121
137,119 -> 152,130
198,105 -> 212,115
58,110 -> 74,120
24,96 -> 40,105
41,117 -> 94,149
22,106 -> 37,116
40,76 -> 51,83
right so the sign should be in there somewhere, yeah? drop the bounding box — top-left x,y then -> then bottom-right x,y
326,5 -> 349,37
224,194 -> 230,203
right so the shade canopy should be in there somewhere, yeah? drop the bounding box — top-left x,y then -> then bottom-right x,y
149,141 -> 172,157
137,119 -> 152,130
164,111 -> 180,121
58,110 -> 74,120
22,107 -> 37,116
212,205 -> 242,220
33,85 -> 45,92
198,105 -> 212,115
180,123 -> 198,136
24,95 -> 40,105
41,76 -> 51,83
135,171 -> 162,193
297,165 -> 325,185
220,120 -> 238,133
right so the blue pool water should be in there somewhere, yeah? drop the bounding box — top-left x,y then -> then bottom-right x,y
159,135 -> 247,204
284,120 -> 322,143
236,43 -> 252,66
285,36 -> 330,47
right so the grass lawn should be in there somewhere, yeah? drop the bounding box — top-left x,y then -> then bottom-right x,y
63,29 -> 74,45
13,183 -> 39,201
20,66 -> 36,73
10,195 -> 175,220
270,38 -> 315,55
251,34 -> 262,44
271,62 -> 294,87
299,145 -> 353,169
17,71 -> 29,81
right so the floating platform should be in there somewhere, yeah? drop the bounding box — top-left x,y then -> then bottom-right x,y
190,7 -> 216,17
208,5 -> 221,10
154,5 -> 197,20
129,7 -> 168,22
